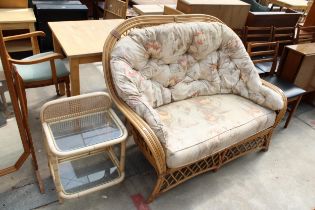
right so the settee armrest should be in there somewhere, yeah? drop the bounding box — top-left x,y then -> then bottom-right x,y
261,79 -> 287,127
108,90 -> 167,175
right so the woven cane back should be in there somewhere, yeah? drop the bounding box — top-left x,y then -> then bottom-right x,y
102,15 -> 287,203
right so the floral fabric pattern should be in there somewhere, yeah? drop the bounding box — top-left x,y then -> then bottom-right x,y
156,94 -> 276,168
110,22 -> 283,146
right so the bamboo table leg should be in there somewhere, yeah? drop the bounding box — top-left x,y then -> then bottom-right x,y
69,58 -> 80,96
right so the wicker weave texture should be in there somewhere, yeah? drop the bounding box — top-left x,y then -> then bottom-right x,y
102,15 -> 287,202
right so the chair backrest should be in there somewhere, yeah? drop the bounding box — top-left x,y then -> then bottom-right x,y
295,25 -> 315,44
243,26 -> 273,46
247,41 -> 279,75
163,5 -> 183,15
103,0 -> 128,19
273,26 -> 295,54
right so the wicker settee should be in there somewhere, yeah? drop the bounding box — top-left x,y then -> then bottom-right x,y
102,15 -> 287,202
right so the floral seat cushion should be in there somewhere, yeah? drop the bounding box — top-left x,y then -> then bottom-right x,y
110,22 -> 284,147
155,94 -> 276,168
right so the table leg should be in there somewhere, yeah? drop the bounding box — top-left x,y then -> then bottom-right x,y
52,34 -> 66,95
29,23 -> 40,54
69,58 -> 80,96
52,35 -> 63,55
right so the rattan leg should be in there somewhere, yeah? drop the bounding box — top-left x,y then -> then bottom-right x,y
147,175 -> 164,203
261,132 -> 272,152
284,95 -> 303,128
49,157 -> 64,203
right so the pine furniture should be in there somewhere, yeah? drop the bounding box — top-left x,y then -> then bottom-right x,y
176,0 -> 250,29
0,8 -> 36,53
49,19 -> 124,95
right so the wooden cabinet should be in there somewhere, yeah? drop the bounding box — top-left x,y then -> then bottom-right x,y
278,43 -> 315,92
176,0 -> 250,29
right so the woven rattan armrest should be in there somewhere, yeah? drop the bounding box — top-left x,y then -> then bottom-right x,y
261,79 -> 287,125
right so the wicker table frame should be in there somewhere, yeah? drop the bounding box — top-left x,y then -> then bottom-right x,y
41,92 -> 128,202
102,15 -> 287,203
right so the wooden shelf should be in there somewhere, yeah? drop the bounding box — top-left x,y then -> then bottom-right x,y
5,39 -> 32,53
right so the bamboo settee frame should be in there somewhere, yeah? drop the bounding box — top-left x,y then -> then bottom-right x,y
102,14 -> 287,203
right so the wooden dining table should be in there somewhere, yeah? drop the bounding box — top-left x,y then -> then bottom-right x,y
49,19 -> 124,96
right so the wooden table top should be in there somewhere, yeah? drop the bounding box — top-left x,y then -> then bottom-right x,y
0,8 -> 36,24
271,0 -> 308,10
48,19 -> 124,58
133,5 -> 165,15
131,0 -> 177,5
287,42 -> 315,55
180,0 -> 249,5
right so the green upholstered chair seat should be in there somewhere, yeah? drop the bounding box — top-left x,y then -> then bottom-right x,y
15,52 -> 69,83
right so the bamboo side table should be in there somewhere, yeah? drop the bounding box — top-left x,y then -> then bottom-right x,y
41,92 -> 128,202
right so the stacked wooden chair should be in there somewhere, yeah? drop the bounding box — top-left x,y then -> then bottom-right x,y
247,42 -> 305,128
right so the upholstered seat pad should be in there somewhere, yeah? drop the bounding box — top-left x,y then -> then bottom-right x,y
155,94 -> 276,168
15,52 -> 69,83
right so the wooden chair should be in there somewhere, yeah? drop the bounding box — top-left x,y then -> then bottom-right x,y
104,0 -> 139,19
247,41 -> 305,128
247,41 -> 279,75
272,26 -> 295,54
243,26 -> 274,47
0,31 -> 71,116
295,25 -> 315,44
94,0 -> 137,19
163,5 -> 184,15
93,0 -> 105,19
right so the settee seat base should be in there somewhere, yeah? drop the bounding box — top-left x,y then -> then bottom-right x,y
155,94 -> 276,168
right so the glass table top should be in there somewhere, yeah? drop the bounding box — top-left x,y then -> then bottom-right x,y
48,111 -> 123,152
59,152 -> 119,194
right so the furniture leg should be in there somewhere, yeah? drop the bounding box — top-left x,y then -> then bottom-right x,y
29,23 -> 40,54
0,87 -> 8,114
58,83 -> 65,96
147,175 -> 164,203
65,79 -> 71,97
284,95 -> 303,128
69,58 -> 80,96
52,34 -> 63,55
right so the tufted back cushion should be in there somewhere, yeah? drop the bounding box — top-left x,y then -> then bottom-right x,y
110,22 -> 284,145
